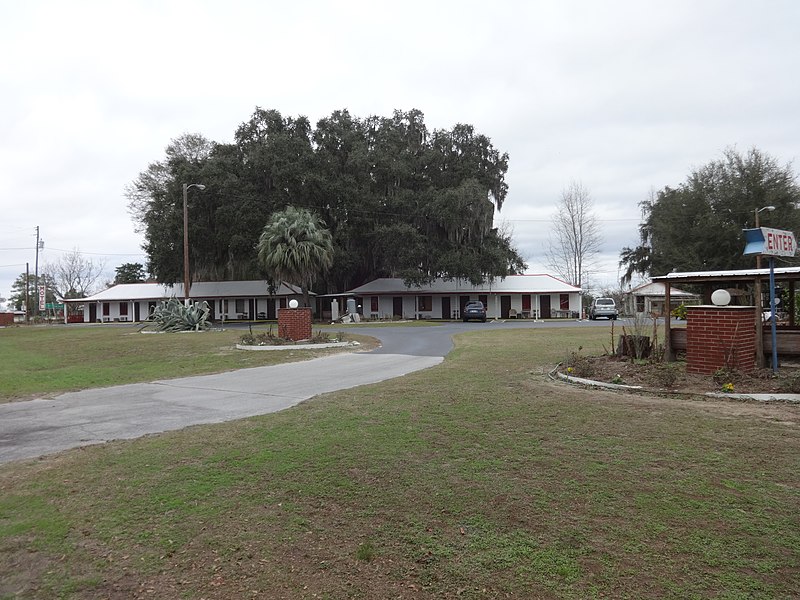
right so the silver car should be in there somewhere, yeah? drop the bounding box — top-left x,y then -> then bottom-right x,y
589,298 -> 618,320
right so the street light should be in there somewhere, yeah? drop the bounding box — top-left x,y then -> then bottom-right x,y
183,183 -> 206,303
754,205 -> 775,269
752,205 -> 776,368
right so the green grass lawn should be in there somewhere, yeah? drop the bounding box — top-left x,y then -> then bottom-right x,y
0,324 -> 375,402
1,326 -> 799,598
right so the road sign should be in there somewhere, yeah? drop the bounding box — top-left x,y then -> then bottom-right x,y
743,227 -> 798,258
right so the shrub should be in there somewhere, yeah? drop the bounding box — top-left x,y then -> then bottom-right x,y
239,326 -> 288,346
779,373 -> 800,393
713,367 -> 741,385
564,350 -> 595,378
240,327 -> 344,346
150,298 -> 210,332
671,303 -> 688,320
651,363 -> 681,389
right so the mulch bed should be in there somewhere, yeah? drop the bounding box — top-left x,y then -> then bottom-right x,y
564,353 -> 800,395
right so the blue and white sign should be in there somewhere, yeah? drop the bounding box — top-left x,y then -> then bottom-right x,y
742,227 -> 797,258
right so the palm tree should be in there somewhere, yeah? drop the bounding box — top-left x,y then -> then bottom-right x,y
257,206 -> 334,308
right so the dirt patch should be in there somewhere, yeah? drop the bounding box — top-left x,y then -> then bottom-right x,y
562,352 -> 800,396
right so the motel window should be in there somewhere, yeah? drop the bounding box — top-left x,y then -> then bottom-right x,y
235,299 -> 246,314
560,294 -> 569,310
102,302 -> 110,316
371,296 -> 379,312
418,296 -> 432,312
119,302 -> 128,316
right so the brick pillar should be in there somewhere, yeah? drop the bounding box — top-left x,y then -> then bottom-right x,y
686,306 -> 756,374
277,307 -> 312,341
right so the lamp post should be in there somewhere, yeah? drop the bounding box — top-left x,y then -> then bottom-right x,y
753,205 -> 775,368
182,183 -> 206,304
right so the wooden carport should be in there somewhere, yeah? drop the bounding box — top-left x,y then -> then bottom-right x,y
652,267 -> 800,365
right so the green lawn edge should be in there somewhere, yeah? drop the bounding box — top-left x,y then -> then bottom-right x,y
1,327 -> 799,599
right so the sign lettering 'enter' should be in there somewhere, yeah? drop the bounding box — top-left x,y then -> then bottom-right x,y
763,227 -> 797,257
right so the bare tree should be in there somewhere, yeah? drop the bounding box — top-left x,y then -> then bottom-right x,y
545,181 -> 602,289
44,248 -> 106,299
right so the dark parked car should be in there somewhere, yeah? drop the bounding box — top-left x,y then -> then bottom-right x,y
462,301 -> 487,322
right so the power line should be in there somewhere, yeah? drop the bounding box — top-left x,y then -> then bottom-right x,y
508,218 -> 641,223
44,247 -> 146,257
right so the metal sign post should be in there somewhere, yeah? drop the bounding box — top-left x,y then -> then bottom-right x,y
743,226 -> 798,373
769,257 -> 778,374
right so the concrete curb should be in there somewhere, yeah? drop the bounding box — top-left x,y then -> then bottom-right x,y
235,341 -> 357,351
550,364 -> 800,403
551,369 -> 643,391
706,392 -> 800,403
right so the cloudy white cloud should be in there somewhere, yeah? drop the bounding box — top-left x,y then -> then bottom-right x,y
1,0 -> 798,306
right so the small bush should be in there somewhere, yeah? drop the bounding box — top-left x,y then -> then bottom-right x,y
651,363 -> 681,389
150,298 -> 211,332
564,350 -> 595,378
311,330 -> 331,343
311,330 -> 347,344
239,326 -> 288,346
671,303 -> 688,320
713,367 -> 741,385
779,373 -> 800,393
240,327 -> 345,346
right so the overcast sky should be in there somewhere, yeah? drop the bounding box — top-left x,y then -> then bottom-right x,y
2,0 -> 799,307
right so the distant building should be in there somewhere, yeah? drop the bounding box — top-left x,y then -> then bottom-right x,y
624,281 -> 699,317
64,281 -> 306,323
331,275 -> 583,320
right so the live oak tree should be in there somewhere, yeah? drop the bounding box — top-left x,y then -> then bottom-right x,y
545,181 -> 602,289
620,147 -> 800,283
114,262 -> 147,284
127,108 -> 525,294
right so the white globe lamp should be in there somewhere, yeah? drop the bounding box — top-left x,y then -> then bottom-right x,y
289,299 -> 299,309
710,289 -> 731,306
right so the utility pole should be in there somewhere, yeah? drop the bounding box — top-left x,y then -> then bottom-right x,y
754,206 -> 775,367
182,183 -> 206,304
34,226 -> 40,318
25,262 -> 30,324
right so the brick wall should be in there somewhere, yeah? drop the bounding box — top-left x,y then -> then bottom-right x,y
686,306 -> 755,374
277,307 -> 312,341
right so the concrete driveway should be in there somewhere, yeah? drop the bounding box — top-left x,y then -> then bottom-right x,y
0,352 -> 441,464
0,318 -> 634,464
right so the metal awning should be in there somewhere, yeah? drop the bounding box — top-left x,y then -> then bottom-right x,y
651,266 -> 800,366
652,266 -> 800,285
